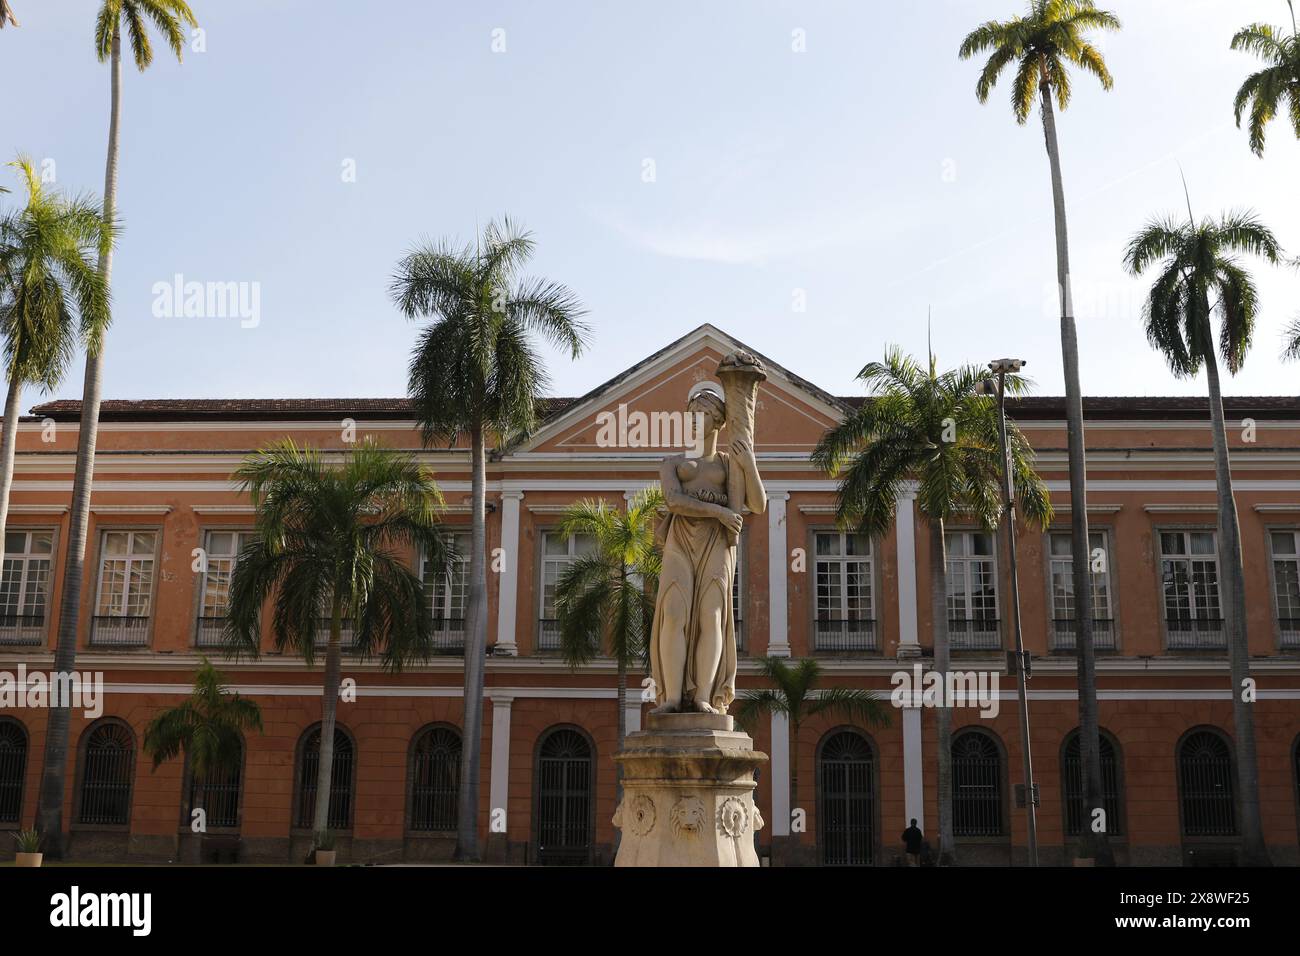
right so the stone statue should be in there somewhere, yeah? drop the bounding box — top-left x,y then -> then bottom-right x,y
649,350 -> 767,716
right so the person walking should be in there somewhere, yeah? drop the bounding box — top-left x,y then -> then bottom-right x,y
902,819 -> 924,867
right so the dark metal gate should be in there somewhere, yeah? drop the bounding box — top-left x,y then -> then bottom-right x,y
1062,732 -> 1122,836
0,719 -> 26,825
535,728 -> 592,865
189,752 -> 243,829
296,727 -> 354,830
1179,731 -> 1236,836
78,722 -> 134,825
952,731 -> 1003,837
410,726 -> 460,831
819,730 -> 875,865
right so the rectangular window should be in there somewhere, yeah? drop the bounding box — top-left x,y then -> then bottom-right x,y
1049,530 -> 1115,651
92,530 -> 157,646
424,531 -> 469,652
196,530 -> 254,647
946,531 -> 1000,650
813,531 -> 876,651
1270,530 -> 1300,649
538,531 -> 596,651
1160,530 -> 1224,649
0,529 -> 53,646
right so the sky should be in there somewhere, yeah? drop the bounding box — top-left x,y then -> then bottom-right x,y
3,0 -> 1298,406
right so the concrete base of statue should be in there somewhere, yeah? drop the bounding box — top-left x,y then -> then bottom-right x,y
612,712 -> 768,867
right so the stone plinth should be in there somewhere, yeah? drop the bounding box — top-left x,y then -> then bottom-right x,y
612,712 -> 768,867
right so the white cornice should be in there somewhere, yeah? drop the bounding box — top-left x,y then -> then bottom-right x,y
90,504 -> 173,515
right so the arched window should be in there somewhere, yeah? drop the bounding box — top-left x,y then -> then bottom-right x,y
77,720 -> 135,825
295,724 -> 354,830
0,718 -> 27,825
817,729 -> 876,866
952,729 -> 1004,837
409,725 -> 460,831
534,727 -> 593,865
1178,729 -> 1236,837
1061,729 -> 1124,837
186,739 -> 244,830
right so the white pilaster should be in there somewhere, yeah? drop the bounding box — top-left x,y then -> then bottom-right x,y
766,491 -> 791,657
903,706 -> 924,831
494,490 -> 524,656
488,693 -> 514,833
895,484 -> 921,658
624,696 -> 642,734
770,712 -> 790,836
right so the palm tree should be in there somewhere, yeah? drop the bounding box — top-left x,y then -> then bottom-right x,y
36,0 -> 199,857
959,0 -> 1120,864
1231,2 -> 1300,157
142,658 -> 263,859
813,347 -> 1052,864
734,656 -> 890,864
223,438 -> 455,844
553,487 -> 663,809
1284,317 -> 1300,360
1123,209 -> 1282,866
390,216 -> 588,862
0,159 -> 112,567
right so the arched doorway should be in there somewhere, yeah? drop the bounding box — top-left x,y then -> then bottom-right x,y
533,727 -> 593,865
817,729 -> 876,865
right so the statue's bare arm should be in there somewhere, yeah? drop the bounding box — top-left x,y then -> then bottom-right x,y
660,455 -> 743,536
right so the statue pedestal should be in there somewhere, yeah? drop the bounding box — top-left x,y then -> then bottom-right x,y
612,712 -> 768,867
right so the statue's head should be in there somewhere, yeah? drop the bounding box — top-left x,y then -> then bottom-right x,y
687,381 -> 726,432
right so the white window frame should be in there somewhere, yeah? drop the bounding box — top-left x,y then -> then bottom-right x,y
1268,528 -> 1300,649
812,530 -> 876,651
1047,529 -> 1115,651
0,528 -> 55,645
92,529 -> 159,646
195,529 -> 254,646
538,530 -> 595,650
1158,529 -> 1224,649
945,530 -> 1000,649
425,531 -> 470,647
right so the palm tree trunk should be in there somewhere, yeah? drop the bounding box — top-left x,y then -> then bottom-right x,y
614,653 -> 626,853
453,422 -> 487,862
788,717 -> 799,858
312,596 -> 344,839
1040,82 -> 1111,865
930,519 -> 955,864
35,27 -> 121,858
0,374 -> 24,556
1201,325 -> 1268,865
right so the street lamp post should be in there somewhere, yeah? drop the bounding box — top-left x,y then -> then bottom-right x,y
981,358 -> 1039,867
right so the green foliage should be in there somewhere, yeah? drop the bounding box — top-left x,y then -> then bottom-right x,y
12,828 -> 40,853
1230,11 -> 1300,156
391,217 -> 589,448
1284,316 -> 1300,362
959,0 -> 1120,124
734,656 -> 890,736
95,0 -> 197,70
1123,211 -> 1283,375
223,437 -> 456,670
812,346 -> 1052,537
0,157 -> 114,389
553,486 -> 664,670
142,657 -> 263,779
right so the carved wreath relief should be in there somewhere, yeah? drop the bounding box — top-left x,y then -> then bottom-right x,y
716,797 -> 750,839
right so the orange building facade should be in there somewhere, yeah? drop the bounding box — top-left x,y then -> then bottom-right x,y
0,325 -> 1298,866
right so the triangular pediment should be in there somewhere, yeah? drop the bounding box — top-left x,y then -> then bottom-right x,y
511,325 -> 847,458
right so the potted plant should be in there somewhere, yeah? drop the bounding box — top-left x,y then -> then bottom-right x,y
313,829 -> 336,867
13,829 -> 42,867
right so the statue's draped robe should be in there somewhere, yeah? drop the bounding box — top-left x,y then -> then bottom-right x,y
649,464 -> 738,713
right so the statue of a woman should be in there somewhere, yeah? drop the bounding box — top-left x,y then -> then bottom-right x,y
649,376 -> 765,714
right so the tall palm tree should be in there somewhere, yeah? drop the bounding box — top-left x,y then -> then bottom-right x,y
0,158 -> 112,563
223,438 -> 455,844
391,216 -> 588,862
142,658 -> 263,858
36,0 -> 199,857
553,487 -> 663,809
734,656 -> 890,864
960,0 -> 1120,864
813,347 -> 1052,864
1123,209 -> 1282,866
1284,317 -> 1300,360
1231,2 -> 1300,157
